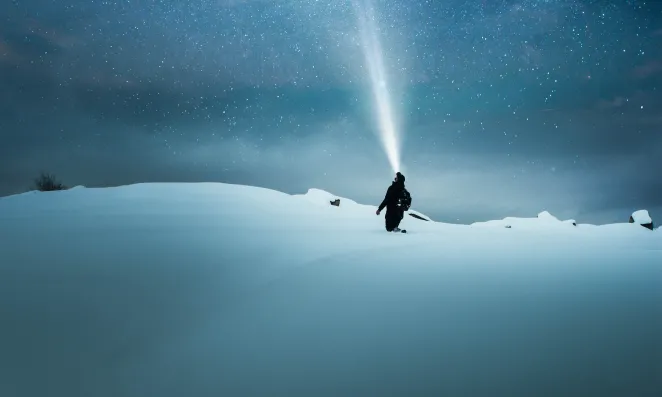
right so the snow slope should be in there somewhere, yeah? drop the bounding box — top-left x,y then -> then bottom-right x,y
0,183 -> 660,397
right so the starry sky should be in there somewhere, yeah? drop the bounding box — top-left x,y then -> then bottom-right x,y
1,0 -> 661,224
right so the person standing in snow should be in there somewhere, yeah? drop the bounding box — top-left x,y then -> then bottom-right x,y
376,172 -> 410,232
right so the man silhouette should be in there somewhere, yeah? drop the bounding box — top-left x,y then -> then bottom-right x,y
376,172 -> 407,232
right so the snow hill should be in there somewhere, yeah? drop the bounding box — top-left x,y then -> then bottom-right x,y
0,182 -> 660,397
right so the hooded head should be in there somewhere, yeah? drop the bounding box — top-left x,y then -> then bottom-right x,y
394,172 -> 405,185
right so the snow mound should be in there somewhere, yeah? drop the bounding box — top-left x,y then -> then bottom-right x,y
471,210 -> 579,229
631,209 -> 652,225
629,209 -> 654,231
537,210 -> 558,221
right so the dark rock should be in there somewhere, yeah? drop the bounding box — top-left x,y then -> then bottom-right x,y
330,199 -> 340,207
629,216 -> 653,230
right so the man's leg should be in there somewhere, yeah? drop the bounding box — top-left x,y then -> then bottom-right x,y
385,211 -> 396,231
386,210 -> 403,231
392,210 -> 404,230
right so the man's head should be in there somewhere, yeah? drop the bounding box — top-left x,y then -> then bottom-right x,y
395,172 -> 405,183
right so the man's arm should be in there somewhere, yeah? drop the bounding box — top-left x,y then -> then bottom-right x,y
377,186 -> 392,212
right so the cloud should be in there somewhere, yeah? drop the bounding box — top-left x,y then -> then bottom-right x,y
0,18 -> 93,87
146,119 -> 658,224
595,90 -> 656,112
633,60 -> 662,79
596,96 -> 628,110
215,0 -> 273,8
25,20 -> 84,50
636,115 -> 662,126
1,103 -> 660,225
0,37 -> 22,65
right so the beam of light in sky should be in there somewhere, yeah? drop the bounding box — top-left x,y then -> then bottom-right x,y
352,0 -> 401,174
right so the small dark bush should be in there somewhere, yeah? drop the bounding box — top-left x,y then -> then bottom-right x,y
34,172 -> 67,191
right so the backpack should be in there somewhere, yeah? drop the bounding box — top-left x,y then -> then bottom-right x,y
396,188 -> 412,211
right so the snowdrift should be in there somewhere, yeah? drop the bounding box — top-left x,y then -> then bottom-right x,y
0,182 -> 660,397
471,210 -> 578,229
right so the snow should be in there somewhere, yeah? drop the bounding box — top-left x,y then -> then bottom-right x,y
632,209 -> 653,225
0,182 -> 661,397
471,210 -> 578,230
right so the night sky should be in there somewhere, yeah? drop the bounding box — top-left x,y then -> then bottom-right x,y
1,0 -> 660,224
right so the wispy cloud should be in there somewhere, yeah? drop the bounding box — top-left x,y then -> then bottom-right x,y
596,96 -> 628,110
595,90 -> 655,110
216,0 -> 270,8
0,38 -> 20,65
637,115 -> 662,126
25,19 -> 83,50
633,60 -> 662,79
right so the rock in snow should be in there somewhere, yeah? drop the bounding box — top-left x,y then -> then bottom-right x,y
630,209 -> 654,230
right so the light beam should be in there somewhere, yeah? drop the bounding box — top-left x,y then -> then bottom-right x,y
352,0 -> 401,174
